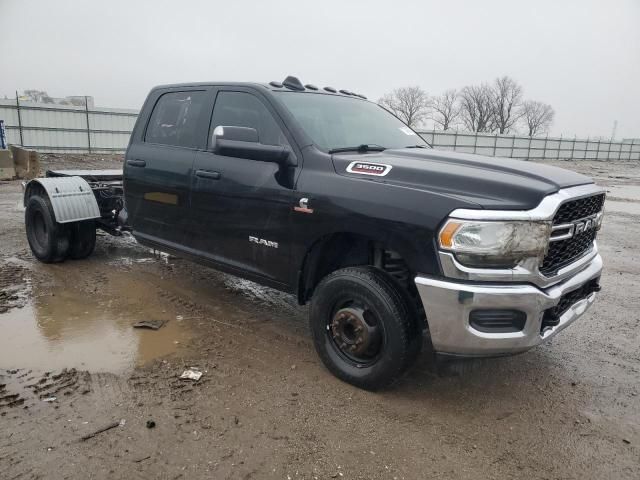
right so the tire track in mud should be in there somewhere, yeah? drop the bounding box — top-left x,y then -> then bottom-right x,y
0,369 -> 135,480
149,252 -> 303,320
0,368 -> 91,415
154,281 -> 312,372
0,261 -> 30,314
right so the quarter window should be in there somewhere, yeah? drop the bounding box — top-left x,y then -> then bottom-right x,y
145,91 -> 206,148
210,92 -> 287,147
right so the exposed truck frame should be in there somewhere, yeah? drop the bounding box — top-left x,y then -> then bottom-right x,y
24,169 -> 125,231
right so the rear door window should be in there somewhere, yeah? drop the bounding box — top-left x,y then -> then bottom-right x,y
145,91 -> 207,148
210,91 -> 288,147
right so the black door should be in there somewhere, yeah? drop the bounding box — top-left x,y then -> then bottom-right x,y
190,89 -> 296,285
124,89 -> 209,245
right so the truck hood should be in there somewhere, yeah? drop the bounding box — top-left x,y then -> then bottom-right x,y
332,148 -> 594,210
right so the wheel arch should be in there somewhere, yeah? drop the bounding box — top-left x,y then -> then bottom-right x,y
296,231 -> 419,305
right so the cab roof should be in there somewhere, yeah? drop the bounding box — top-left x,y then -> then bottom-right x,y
152,75 -> 367,99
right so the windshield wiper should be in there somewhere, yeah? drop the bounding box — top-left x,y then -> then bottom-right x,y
328,144 -> 387,154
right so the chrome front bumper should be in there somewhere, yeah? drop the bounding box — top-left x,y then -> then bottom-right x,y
415,254 -> 602,356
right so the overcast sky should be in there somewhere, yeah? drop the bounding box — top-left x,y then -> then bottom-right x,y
2,0 -> 639,138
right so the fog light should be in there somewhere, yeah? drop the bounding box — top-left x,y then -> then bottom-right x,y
469,310 -> 526,333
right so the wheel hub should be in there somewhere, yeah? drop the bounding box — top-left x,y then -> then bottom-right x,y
330,307 -> 378,357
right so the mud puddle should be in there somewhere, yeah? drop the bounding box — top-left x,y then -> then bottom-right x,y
0,257 -> 192,375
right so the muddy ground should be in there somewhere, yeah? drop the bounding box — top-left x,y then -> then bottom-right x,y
1,154 -> 639,479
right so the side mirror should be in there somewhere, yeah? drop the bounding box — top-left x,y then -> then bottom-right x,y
213,125 -> 259,143
211,125 -> 293,166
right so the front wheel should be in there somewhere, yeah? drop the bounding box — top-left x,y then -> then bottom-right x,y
310,266 -> 422,390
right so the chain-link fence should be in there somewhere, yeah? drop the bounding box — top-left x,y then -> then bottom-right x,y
418,130 -> 640,161
1,95 -> 638,160
0,96 -> 137,154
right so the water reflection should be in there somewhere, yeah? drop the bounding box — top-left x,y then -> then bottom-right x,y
0,273 -> 190,373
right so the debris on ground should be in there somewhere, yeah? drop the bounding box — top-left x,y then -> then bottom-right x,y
42,396 -> 57,402
146,420 -> 156,429
179,367 -> 202,381
80,419 -> 125,441
133,320 -> 167,330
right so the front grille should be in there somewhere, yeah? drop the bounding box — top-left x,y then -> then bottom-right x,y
553,194 -> 605,225
540,229 -> 597,275
541,278 -> 601,331
540,193 -> 605,276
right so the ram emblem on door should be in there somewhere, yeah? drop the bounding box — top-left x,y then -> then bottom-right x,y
249,236 -> 279,248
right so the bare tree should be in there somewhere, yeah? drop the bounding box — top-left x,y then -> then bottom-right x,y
491,76 -> 523,134
522,100 -> 555,136
431,89 -> 460,130
378,86 -> 430,128
23,89 -> 54,103
458,84 -> 494,132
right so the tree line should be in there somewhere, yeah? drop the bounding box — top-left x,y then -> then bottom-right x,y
378,76 -> 555,137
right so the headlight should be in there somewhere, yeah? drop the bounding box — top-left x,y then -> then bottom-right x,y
438,219 -> 552,268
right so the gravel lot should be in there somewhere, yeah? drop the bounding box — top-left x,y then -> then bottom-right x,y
0,154 -> 638,479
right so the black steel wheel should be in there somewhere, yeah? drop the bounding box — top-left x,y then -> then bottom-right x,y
25,194 -> 70,263
310,266 -> 421,390
329,302 -> 384,367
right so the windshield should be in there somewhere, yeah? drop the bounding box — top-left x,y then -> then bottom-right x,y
274,92 -> 429,152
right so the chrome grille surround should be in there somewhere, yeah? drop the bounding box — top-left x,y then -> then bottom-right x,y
439,183 -> 606,288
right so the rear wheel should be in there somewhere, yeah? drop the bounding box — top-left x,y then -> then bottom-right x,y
25,194 -> 70,263
310,266 -> 422,390
68,220 -> 96,260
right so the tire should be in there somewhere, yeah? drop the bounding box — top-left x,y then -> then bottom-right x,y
68,220 -> 96,260
309,266 -> 422,390
25,194 -> 70,263
373,269 -> 424,368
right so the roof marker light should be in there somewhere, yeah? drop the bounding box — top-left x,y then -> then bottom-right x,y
324,86 -> 337,93
282,76 -> 305,91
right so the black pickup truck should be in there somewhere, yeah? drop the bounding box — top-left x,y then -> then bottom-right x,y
23,76 -> 605,389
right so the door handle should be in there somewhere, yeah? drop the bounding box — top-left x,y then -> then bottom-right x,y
127,159 -> 146,167
195,169 -> 221,180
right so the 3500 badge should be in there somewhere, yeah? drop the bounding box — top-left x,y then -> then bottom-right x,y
346,161 -> 392,177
